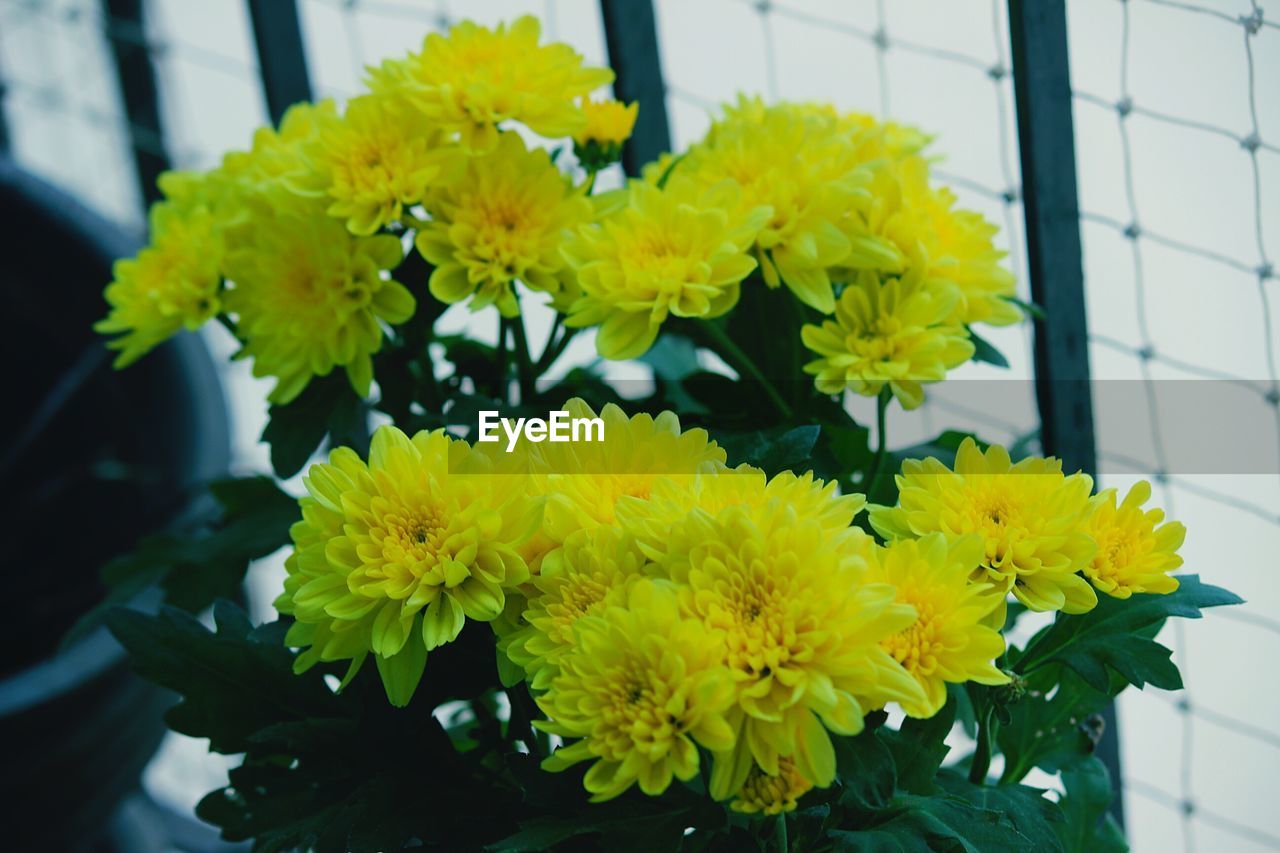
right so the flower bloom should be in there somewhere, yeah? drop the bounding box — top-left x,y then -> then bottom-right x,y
731,757 -> 814,816
537,579 -> 736,801
222,196 -> 413,403
501,525 -> 648,691
872,157 -> 1019,328
369,15 -> 613,151
870,438 -> 1099,615
671,98 -> 901,313
801,252 -> 975,410
96,202 -> 223,366
574,98 -> 639,171
292,94 -> 464,235
562,178 -> 769,359
863,534 -> 1009,717
643,485 -> 923,800
276,426 -> 542,706
415,133 -> 592,317
531,398 -> 727,541
1082,480 -> 1185,598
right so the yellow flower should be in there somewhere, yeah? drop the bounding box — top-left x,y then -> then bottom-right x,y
415,133 -> 592,317
731,757 -> 814,816
870,439 -> 1099,614
275,426 -> 542,706
369,15 -> 613,151
1082,481 -> 1185,598
801,250 -> 975,410
837,110 -> 932,163
531,398 -> 727,541
672,98 -> 901,313
221,196 -> 413,404
292,94 -> 464,235
561,177 -> 769,359
537,579 -> 736,801
574,98 -> 638,171
96,201 -> 223,366
656,499 -> 923,799
616,464 -> 864,564
501,525 -> 648,691
863,534 -> 1009,718
577,98 -> 639,146
879,157 -> 1019,327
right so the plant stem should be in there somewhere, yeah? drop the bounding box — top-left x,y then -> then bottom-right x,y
698,320 -> 793,419
216,313 -> 241,341
774,814 -> 789,853
969,704 -> 997,785
535,325 -> 578,375
496,317 -> 510,402
865,387 -> 892,497
511,306 -> 536,404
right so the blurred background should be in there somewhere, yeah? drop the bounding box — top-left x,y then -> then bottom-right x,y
0,0 -> 1276,850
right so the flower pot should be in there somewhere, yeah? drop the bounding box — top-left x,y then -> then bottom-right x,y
0,158 -> 230,850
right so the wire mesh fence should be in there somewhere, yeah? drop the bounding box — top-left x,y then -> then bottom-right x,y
0,1 -> 1276,849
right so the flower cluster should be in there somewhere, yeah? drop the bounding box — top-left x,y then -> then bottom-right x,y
277,412 -> 1186,812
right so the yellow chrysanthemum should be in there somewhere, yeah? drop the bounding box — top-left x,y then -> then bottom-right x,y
531,398 -> 727,542
292,94 -> 464,235
369,15 -> 613,151
537,579 -> 736,801
616,464 -> 864,564
501,525 -> 648,691
577,98 -> 639,146
863,534 -> 1009,718
1082,481 -> 1185,598
655,499 -> 923,799
222,197 -> 413,404
836,109 -> 932,163
870,439 -> 1099,615
275,426 -> 542,706
574,98 -> 638,171
415,132 -> 592,317
731,757 -> 815,816
561,177 -> 769,360
801,251 -> 974,409
671,98 -> 901,313
876,157 -> 1019,327
96,201 -> 223,367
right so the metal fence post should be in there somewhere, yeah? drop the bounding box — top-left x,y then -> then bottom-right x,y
102,0 -> 170,209
598,0 -> 672,174
246,0 -> 313,126
1007,0 -> 1124,830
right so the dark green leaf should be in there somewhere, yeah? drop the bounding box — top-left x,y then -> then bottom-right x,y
834,728 -> 896,809
831,793 -> 1035,852
879,693 -> 956,795
1015,576 -> 1242,690
1053,758 -> 1128,853
713,425 -> 821,476
998,667 -> 1121,783
105,602 -> 343,754
937,771 -> 1065,852
262,372 -> 366,478
968,327 -> 1010,368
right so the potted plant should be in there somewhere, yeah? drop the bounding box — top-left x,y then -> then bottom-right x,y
87,16 -> 1238,851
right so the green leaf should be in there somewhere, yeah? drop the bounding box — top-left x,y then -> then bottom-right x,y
834,727 -> 896,809
712,424 -> 821,476
937,771 -> 1065,852
106,602 -> 343,754
878,693 -> 956,795
831,793 -> 1035,852
1053,758 -> 1128,853
968,327 -> 1010,368
1004,296 -> 1047,321
997,667 -> 1120,782
263,372 -> 366,478
1015,575 -> 1242,690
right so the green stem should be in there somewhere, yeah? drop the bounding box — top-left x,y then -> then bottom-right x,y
535,325 -> 578,375
216,313 -> 240,341
865,387 -> 892,497
511,305 -> 536,404
496,318 -> 511,401
774,813 -> 789,853
969,703 -> 997,785
699,320 -> 793,419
